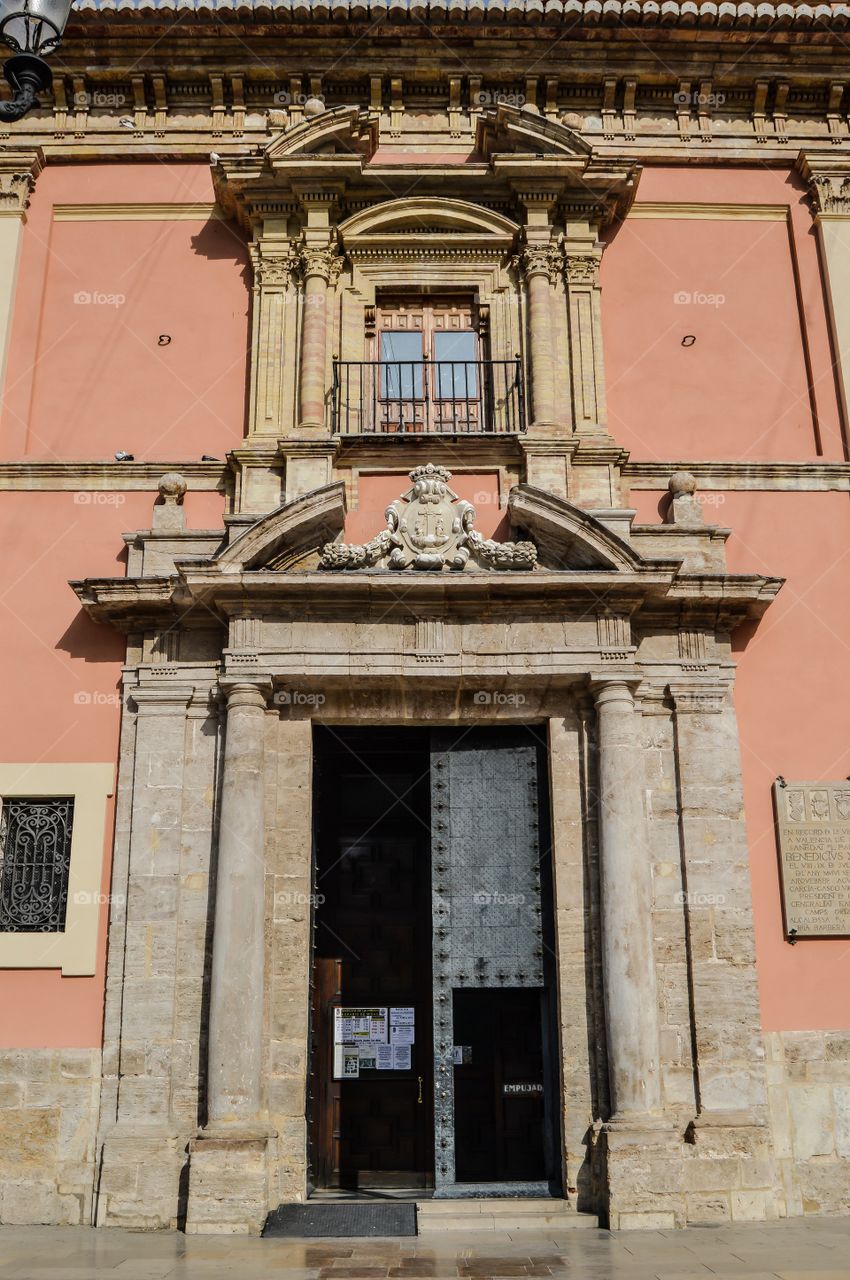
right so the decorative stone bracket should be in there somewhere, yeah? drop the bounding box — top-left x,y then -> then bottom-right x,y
319,464 -> 537,572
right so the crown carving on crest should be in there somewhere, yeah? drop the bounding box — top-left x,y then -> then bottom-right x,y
320,463 -> 537,573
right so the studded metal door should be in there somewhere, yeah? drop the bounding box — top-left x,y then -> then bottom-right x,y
430,729 -> 546,1192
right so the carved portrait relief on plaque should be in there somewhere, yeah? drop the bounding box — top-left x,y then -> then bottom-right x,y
773,781 -> 850,939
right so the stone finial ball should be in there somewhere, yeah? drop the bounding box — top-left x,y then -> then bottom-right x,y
303,96 -> 325,118
158,471 -> 187,502
669,470 -> 697,496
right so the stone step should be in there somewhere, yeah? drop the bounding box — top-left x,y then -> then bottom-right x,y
415,1198 -> 598,1231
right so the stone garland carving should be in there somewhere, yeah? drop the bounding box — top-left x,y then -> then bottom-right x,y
320,464 -> 537,572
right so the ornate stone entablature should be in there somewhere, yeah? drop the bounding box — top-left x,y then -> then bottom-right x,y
319,464 -> 538,572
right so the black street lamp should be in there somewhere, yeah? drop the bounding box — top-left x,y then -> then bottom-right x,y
0,0 -> 71,120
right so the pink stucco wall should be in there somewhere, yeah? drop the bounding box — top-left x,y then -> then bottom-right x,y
0,489 -> 224,1048
603,167 -> 844,463
1,163 -> 250,461
631,488 -> 850,1032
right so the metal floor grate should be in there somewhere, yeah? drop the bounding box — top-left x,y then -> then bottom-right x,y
263,1202 -> 418,1237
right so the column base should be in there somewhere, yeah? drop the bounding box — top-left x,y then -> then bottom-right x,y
602,1115 -> 684,1230
185,1125 -> 278,1235
96,1125 -> 185,1230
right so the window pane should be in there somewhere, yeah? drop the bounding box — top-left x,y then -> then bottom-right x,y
380,331 -> 423,400
434,331 -> 478,399
0,797 -> 74,932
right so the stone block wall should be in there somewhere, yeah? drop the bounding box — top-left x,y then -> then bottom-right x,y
0,1048 -> 100,1225
766,1030 -> 850,1217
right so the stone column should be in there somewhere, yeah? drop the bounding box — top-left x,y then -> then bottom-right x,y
298,244 -> 339,433
797,154 -> 850,454
187,680 -> 276,1235
207,682 -> 268,1127
592,680 -> 661,1120
522,244 -> 558,431
0,150 -> 41,396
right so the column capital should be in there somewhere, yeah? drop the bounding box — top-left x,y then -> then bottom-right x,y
220,680 -> 271,711
667,680 -> 729,714
519,242 -> 562,282
0,148 -> 43,220
564,252 -> 602,286
300,243 -> 343,284
796,151 -> 850,217
589,677 -> 640,708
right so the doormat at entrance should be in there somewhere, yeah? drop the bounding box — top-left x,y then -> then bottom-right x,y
263,1202 -> 418,1237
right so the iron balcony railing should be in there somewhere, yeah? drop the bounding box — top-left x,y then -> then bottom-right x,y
331,357 -> 526,435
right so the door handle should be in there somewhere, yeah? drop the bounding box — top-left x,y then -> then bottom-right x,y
417,1075 -> 423,1105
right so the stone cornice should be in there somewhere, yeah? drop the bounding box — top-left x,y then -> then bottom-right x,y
623,459 -> 850,490
0,460 -> 230,491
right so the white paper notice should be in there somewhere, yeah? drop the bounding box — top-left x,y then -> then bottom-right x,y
376,1044 -> 393,1070
342,1049 -> 360,1079
390,1007 -> 415,1045
358,1043 -> 380,1071
392,1044 -> 411,1071
334,1007 -> 388,1044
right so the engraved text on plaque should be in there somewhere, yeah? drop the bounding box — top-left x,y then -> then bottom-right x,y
773,781 -> 850,938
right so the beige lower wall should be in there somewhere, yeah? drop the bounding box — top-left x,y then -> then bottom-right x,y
766,1030 -> 850,1218
0,1048 -> 100,1225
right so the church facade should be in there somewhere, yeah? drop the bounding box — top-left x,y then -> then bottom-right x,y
1,0 -> 850,1233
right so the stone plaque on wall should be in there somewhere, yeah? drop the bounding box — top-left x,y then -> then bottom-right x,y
774,781 -> 850,938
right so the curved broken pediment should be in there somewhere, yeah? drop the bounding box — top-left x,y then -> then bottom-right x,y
476,103 -> 593,160
265,106 -> 378,160
507,485 -> 648,572
214,482 -> 346,573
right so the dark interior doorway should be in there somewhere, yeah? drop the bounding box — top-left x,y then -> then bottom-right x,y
308,725 -> 561,1196
310,728 -> 434,1190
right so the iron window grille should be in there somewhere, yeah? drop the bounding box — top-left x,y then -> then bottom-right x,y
0,796 -> 74,932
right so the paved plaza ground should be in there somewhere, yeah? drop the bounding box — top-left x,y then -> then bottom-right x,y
0,1216 -> 849,1280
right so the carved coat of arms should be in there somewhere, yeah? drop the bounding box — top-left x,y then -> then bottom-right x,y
320,464 -> 536,572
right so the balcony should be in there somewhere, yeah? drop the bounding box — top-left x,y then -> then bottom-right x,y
331,358 -> 526,435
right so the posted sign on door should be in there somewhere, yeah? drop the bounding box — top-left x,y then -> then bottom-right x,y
332,1006 -> 415,1078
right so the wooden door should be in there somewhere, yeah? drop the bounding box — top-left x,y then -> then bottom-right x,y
309,730 -> 434,1189
375,297 -> 481,432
